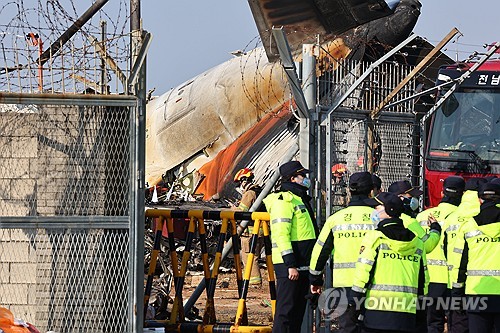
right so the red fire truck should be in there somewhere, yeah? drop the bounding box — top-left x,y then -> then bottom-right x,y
424,59 -> 500,207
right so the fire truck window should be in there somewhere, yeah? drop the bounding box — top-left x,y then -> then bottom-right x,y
430,90 -> 498,152
458,96 -> 493,139
429,89 -> 500,164
430,94 -> 462,148
442,94 -> 459,117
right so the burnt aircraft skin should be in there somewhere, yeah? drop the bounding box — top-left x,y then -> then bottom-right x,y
146,0 -> 421,197
146,48 -> 289,186
248,0 -> 407,62
351,0 -> 421,46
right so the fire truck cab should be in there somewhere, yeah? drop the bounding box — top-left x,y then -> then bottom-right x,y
424,60 -> 500,207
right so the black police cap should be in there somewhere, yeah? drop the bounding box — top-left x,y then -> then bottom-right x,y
464,177 -> 487,191
364,192 -> 404,217
279,160 -> 310,178
388,180 -> 423,197
443,176 -> 465,193
478,182 -> 500,197
348,172 -> 373,194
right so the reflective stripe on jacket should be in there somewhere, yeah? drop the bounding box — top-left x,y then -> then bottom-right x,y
444,190 -> 481,288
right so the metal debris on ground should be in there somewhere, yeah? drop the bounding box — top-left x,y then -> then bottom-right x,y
144,201 -> 238,321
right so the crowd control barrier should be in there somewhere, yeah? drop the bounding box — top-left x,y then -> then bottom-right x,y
144,209 -> 275,333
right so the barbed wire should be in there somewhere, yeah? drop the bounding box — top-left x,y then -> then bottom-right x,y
0,0 -> 131,94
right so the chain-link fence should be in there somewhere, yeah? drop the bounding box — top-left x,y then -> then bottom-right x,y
0,94 -> 139,333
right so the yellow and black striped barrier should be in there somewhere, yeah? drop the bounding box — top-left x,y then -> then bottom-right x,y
143,216 -> 165,320
234,217 -> 276,326
144,209 -> 274,333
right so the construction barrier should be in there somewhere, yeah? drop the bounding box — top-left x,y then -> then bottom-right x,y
144,209 -> 275,333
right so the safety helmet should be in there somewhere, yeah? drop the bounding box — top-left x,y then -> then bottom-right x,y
331,163 -> 347,174
234,168 -> 254,182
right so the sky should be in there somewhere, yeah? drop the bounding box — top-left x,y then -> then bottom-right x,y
141,0 -> 500,95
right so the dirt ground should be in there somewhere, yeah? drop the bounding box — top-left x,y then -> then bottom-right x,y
182,270 -> 274,326
179,272 -> 452,332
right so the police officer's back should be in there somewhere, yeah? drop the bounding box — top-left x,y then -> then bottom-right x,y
415,176 -> 465,333
352,192 -> 429,333
444,178 -> 487,333
450,181 -> 500,333
309,171 -> 374,333
444,177 -> 487,262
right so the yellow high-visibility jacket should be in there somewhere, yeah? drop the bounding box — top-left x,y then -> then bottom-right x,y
444,190 -> 481,288
263,191 -> 316,273
416,202 -> 457,285
450,216 -> 500,296
352,222 -> 429,331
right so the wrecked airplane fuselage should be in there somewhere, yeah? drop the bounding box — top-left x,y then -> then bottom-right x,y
145,47 -> 289,186
145,0 -> 421,199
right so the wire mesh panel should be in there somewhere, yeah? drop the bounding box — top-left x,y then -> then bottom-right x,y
320,57 -> 419,214
0,103 -> 130,216
0,94 -> 138,333
374,119 -> 415,190
328,112 -> 415,212
329,117 -> 367,210
0,227 -> 129,332
319,60 -> 415,113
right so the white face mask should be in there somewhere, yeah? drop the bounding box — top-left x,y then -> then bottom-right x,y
402,196 -> 419,211
370,209 -> 384,228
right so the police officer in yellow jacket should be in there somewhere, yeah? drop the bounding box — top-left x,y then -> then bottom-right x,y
416,176 -> 465,333
263,160 -> 317,333
352,192 -> 429,333
445,178 -> 487,261
444,177 -> 486,333
388,180 -> 442,254
309,171 -> 374,333
449,180 -> 500,333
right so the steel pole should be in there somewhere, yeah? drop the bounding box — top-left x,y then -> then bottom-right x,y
130,0 -> 145,331
36,0 -> 109,66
